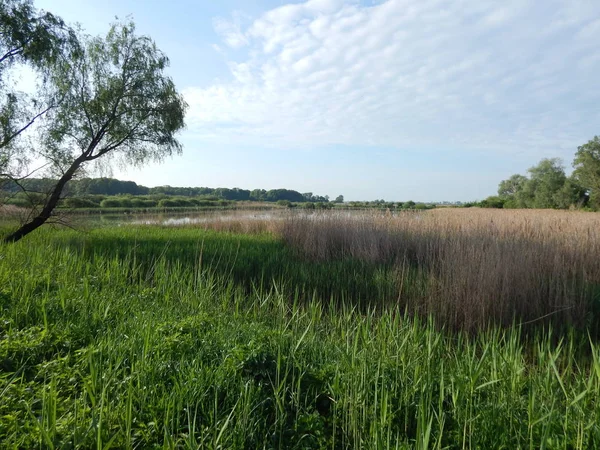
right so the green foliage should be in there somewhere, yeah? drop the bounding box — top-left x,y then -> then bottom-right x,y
99,198 -> 121,208
573,136 -> 600,208
3,190 -> 44,208
553,178 -> 588,210
62,197 -> 99,208
302,192 -> 330,203
480,196 -> 505,208
44,21 -> 187,169
264,189 -> 305,203
0,226 -> 599,447
526,158 -> 567,208
498,159 -> 583,210
2,17 -> 189,242
498,174 -> 527,198
413,202 -> 432,210
0,0 -> 78,168
0,177 -> 335,207
496,137 -> 600,211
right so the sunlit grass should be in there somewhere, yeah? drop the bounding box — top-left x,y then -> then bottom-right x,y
1,223 -> 600,448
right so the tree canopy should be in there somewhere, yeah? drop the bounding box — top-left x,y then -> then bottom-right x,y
494,153 -> 591,210
0,0 -> 78,176
573,136 -> 600,209
2,12 -> 187,242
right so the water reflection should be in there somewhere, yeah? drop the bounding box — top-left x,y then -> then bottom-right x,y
71,208 -> 418,228
87,209 -> 287,226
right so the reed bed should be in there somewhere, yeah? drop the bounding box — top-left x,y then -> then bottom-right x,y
1,211 -> 600,447
279,209 -> 600,333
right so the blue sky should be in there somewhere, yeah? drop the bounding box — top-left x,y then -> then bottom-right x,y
36,0 -> 600,201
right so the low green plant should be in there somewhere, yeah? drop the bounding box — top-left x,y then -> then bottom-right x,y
0,225 -> 599,448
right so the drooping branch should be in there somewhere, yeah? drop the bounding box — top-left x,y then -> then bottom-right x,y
2,19 -> 186,243
0,104 -> 54,149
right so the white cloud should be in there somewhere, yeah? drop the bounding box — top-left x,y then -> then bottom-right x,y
188,0 -> 600,155
212,11 -> 250,48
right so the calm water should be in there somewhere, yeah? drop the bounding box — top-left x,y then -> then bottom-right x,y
67,208 -> 405,228
70,209 -> 287,227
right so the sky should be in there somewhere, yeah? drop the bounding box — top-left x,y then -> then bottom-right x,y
33,0 -> 600,201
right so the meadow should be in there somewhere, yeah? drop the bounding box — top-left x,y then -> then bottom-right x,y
1,208 -> 600,449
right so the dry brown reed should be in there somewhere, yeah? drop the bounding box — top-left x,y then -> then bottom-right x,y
190,211 -> 282,235
279,208 -> 600,332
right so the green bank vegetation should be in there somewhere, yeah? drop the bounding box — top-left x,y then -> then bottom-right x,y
2,209 -> 600,448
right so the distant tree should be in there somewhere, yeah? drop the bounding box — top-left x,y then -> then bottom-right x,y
334,195 -> 344,203
519,158 -> 567,209
4,21 -> 187,242
264,189 -> 304,203
498,174 -> 528,198
480,196 -> 505,208
573,136 -> 600,209
553,177 -> 588,209
250,188 -> 266,201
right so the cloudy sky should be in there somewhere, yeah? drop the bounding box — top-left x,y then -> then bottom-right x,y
36,0 -> 600,201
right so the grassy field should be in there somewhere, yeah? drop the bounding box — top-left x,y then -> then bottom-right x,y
1,209 -> 600,448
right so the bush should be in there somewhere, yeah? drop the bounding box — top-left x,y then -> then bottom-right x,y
100,198 -> 122,208
158,199 -> 183,208
131,198 -> 157,208
480,196 -> 505,209
63,198 -> 100,208
414,203 -> 431,210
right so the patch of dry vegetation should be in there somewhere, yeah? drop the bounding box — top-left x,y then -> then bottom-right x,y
279,208 -> 600,332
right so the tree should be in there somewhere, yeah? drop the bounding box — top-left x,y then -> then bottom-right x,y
573,136 -> 600,209
498,174 -> 527,198
3,21 -> 186,242
519,158 -> 566,209
250,189 -> 266,201
553,177 -> 587,209
1,0 -> 78,176
334,195 -> 344,203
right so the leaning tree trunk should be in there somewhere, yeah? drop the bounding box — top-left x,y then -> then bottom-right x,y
3,156 -> 85,243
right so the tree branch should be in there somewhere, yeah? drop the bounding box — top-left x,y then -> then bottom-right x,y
0,104 -> 54,149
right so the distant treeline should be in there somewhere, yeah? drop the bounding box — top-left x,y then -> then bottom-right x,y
475,136 -> 600,210
0,177 -> 332,203
0,177 -> 441,211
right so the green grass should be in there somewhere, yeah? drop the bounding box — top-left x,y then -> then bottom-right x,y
1,226 -> 600,448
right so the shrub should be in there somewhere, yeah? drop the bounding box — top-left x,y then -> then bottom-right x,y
99,198 -> 122,208
480,196 -> 505,209
63,198 -> 100,208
